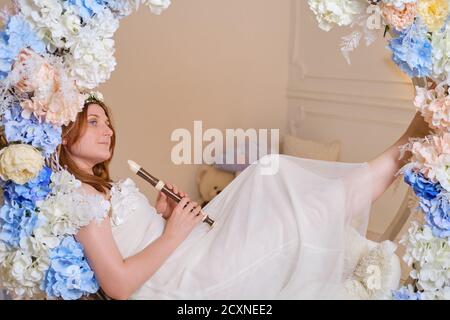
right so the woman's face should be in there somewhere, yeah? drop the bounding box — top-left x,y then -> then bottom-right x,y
66,104 -> 114,170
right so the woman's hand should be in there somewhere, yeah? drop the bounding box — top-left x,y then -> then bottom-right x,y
162,197 -> 203,244
155,183 -> 188,220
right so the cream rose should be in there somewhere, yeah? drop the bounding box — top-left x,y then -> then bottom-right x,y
0,144 -> 45,185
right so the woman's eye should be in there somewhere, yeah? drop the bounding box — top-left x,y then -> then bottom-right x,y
88,120 -> 97,125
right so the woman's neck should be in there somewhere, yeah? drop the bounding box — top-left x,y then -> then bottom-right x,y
71,157 -> 95,175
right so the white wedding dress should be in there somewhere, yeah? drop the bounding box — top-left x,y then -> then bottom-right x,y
108,155 -> 401,300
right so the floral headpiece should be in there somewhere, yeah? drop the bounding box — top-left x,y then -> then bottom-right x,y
84,91 -> 105,105
0,0 -> 171,300
309,0 -> 450,300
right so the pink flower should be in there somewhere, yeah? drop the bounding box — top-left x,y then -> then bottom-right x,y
11,49 -> 84,126
381,2 -> 417,30
414,85 -> 450,132
408,133 -> 450,182
12,48 -> 56,104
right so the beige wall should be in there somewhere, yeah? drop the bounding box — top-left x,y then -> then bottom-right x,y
0,0 -> 290,202
98,0 -> 290,203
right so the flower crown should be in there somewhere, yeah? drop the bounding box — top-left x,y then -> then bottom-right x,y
84,91 -> 105,105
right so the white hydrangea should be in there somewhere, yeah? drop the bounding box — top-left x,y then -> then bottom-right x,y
381,0 -> 417,10
37,170 -> 110,236
64,9 -> 119,89
401,222 -> 450,300
106,0 -> 170,18
1,249 -> 49,299
307,0 -> 368,31
0,169 -> 109,299
49,170 -> 81,195
17,0 -> 79,50
432,25 -> 450,81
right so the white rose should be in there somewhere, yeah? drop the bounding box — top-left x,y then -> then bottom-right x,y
308,0 -> 367,31
0,144 -> 45,185
145,0 -> 171,15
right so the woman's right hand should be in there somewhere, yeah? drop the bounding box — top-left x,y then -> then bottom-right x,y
162,197 -> 203,244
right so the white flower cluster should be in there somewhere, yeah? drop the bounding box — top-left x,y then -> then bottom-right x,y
432,24 -> 450,81
37,170 -> 110,238
381,0 -> 417,10
0,170 -> 110,298
307,0 -> 367,31
17,0 -> 121,90
401,222 -> 450,300
65,8 -> 119,90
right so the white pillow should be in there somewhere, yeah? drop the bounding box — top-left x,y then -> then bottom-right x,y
281,135 -> 341,162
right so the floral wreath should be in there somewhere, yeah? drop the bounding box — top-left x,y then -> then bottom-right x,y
308,0 -> 450,300
0,0 -> 171,300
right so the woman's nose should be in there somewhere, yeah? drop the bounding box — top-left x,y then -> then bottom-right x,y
103,126 -> 113,137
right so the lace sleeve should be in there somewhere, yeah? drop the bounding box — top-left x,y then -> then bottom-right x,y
109,178 -> 145,226
37,170 -> 111,236
71,191 -> 111,226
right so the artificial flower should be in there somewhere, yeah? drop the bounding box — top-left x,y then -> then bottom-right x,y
0,144 -> 45,185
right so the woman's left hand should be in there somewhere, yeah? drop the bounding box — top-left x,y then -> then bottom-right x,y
155,183 -> 188,219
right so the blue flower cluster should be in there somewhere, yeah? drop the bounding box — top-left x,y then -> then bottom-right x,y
2,104 -> 62,157
420,195 -> 450,238
2,166 -> 52,205
404,168 -> 450,238
0,15 -> 45,79
392,287 -> 422,300
41,236 -> 99,300
0,167 -> 51,247
0,199 -> 39,247
67,0 -> 107,21
388,22 -> 432,78
403,168 -> 441,200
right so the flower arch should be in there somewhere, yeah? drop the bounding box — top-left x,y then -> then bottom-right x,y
0,0 -> 171,299
309,0 -> 450,300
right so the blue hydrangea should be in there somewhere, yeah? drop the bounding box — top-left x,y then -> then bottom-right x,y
0,200 -> 38,248
388,22 -> 432,78
2,166 -> 52,205
419,194 -> 450,238
2,104 -> 62,157
66,0 -> 107,21
0,15 -> 46,80
104,0 -> 133,19
392,287 -> 422,300
403,168 -> 441,201
41,236 -> 99,300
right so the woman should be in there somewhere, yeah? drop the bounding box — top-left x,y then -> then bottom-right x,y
63,98 -> 429,300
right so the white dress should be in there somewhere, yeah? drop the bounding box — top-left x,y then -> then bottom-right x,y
108,155 -> 401,300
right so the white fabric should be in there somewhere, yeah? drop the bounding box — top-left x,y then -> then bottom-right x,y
110,154 -> 400,299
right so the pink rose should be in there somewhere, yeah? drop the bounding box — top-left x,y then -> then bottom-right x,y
381,2 -> 417,30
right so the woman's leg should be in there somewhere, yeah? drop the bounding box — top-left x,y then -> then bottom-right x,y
368,111 -> 430,203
